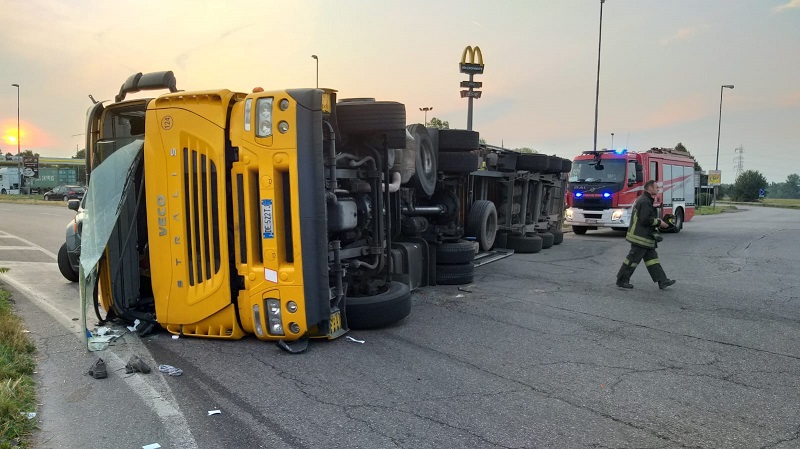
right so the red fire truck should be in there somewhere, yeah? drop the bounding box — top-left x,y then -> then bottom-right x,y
565,148 -> 696,235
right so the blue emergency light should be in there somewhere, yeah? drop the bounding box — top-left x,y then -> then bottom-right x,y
603,192 -> 611,198
575,192 -> 583,198
613,148 -> 627,155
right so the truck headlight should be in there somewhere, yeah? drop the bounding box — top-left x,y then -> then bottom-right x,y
256,97 -> 274,137
265,298 -> 284,336
612,209 -> 624,221
565,208 -> 573,220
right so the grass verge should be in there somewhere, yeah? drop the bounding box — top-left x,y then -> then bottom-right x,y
695,206 -> 737,216
0,271 -> 38,449
0,194 -> 66,207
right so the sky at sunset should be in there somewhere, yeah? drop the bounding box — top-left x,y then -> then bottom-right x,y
1,0 -> 798,183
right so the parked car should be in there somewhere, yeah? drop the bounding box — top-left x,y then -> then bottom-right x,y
58,196 -> 86,282
44,185 -> 85,201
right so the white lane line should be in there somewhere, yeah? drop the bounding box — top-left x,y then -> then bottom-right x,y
39,212 -> 63,216
0,246 -> 41,250
0,232 -> 57,260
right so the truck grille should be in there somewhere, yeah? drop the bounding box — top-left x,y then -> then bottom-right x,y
183,148 -> 221,286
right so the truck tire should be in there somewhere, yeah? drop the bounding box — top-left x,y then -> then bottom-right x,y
465,200 -> 498,251
551,229 -> 564,245
438,152 -> 480,173
671,209 -> 683,233
516,154 -> 549,172
336,100 -> 406,136
436,240 -> 476,264
572,226 -> 588,235
435,263 -> 474,285
536,232 -> 555,249
506,233 -> 543,253
58,243 -> 79,282
437,130 -> 480,151
544,156 -> 562,174
0,189 -> 6,195
561,158 -> 572,173
407,124 -> 437,196
346,281 -> 411,329
494,231 -> 510,249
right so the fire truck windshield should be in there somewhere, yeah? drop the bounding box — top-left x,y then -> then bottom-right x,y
569,159 -> 626,183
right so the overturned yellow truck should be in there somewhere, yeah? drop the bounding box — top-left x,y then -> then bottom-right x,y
80,71 -> 488,351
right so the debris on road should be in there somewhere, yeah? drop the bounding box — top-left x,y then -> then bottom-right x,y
158,364 -> 183,376
345,336 -> 365,344
125,355 -> 151,374
207,410 -> 221,416
88,358 -> 107,379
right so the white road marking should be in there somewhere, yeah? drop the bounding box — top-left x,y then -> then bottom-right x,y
0,231 -> 57,259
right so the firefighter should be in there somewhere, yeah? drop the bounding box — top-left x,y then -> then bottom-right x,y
616,180 -> 676,289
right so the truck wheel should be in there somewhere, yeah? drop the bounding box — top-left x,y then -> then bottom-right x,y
58,243 -> 79,282
438,152 -> 479,174
671,210 -> 683,233
0,189 -> 6,195
407,124 -> 437,196
572,226 -> 588,235
436,240 -> 476,265
336,100 -> 406,136
544,156 -> 563,174
535,232 -> 554,249
346,281 -> 411,329
466,200 -> 498,251
561,158 -> 572,173
437,130 -> 480,152
435,263 -> 474,285
494,231 -> 510,249
516,154 -> 549,172
506,234 -> 543,253
551,229 -> 564,245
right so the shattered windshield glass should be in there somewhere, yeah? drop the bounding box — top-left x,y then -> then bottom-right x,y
80,139 -> 143,350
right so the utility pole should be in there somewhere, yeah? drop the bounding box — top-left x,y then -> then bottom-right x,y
734,145 -> 744,180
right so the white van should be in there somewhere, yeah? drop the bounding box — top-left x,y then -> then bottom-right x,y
0,167 -> 21,194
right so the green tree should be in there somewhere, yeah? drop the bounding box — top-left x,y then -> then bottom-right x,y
73,148 -> 86,159
514,147 -> 538,153
783,173 -> 800,199
20,149 -> 40,158
427,117 -> 449,129
732,170 -> 768,202
674,142 -> 702,172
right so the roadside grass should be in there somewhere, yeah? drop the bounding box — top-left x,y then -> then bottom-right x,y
0,195 -> 64,207
0,271 -> 38,449
763,198 -> 800,209
695,205 -> 737,216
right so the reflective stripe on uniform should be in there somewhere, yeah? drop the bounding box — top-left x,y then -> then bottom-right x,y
645,258 -> 660,267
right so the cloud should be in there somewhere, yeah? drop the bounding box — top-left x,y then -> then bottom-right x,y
773,0 -> 800,13
660,25 -> 709,45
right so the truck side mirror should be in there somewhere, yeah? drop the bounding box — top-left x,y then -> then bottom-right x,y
68,199 -> 80,211
636,172 -> 643,183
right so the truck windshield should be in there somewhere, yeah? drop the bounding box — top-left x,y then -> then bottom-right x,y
569,159 -> 626,183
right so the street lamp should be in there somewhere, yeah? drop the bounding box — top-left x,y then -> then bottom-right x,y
592,0 -> 606,153
714,84 -> 734,208
715,85 -> 734,171
11,83 -> 20,155
419,107 -> 433,125
311,55 -> 318,88
611,132 -> 614,150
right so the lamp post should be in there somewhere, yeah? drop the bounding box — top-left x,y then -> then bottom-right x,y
11,84 -> 20,155
592,0 -> 606,154
311,55 -> 318,88
714,84 -> 734,208
419,107 -> 433,125
611,132 -> 614,150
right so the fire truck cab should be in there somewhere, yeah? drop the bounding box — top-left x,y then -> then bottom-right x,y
565,148 -> 696,235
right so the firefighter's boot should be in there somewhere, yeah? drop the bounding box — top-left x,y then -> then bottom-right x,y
616,263 -> 635,289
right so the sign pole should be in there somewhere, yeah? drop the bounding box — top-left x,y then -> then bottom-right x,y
459,46 -> 484,132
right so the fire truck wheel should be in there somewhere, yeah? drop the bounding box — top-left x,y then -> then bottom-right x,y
572,226 -> 588,235
437,130 -> 480,152
551,230 -> 564,245
506,233 -> 543,253
466,200 -> 498,251
535,232 -> 555,249
435,263 -> 474,285
436,240 -> 476,265
58,243 -> 79,282
438,152 -> 480,173
672,210 -> 683,233
561,158 -> 573,173
407,124 -> 437,196
336,100 -> 406,136
346,281 -> 411,329
516,154 -> 549,172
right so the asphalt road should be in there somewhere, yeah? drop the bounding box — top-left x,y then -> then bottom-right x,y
2,202 -> 799,449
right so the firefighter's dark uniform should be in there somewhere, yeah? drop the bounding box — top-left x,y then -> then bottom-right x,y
616,190 -> 670,287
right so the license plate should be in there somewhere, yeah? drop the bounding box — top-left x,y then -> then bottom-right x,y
585,219 -> 598,224
261,199 -> 274,238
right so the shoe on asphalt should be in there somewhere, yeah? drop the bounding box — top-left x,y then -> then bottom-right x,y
616,281 -> 634,289
88,358 -> 107,379
658,279 -> 676,290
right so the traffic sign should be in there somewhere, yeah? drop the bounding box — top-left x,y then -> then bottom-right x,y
708,170 -> 721,186
460,90 -> 482,98
460,80 -> 483,88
